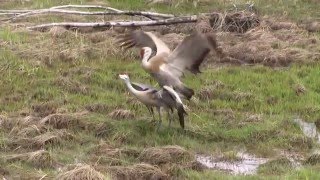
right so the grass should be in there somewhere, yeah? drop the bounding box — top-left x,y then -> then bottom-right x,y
1,0 -> 320,179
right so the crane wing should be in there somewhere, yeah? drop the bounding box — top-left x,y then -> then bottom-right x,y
131,82 -> 155,91
117,30 -> 171,55
165,31 -> 222,77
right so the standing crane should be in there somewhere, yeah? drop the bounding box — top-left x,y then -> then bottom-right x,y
119,74 -> 187,129
117,30 -> 223,100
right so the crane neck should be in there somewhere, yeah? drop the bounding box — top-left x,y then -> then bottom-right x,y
141,51 -> 152,70
124,79 -> 140,96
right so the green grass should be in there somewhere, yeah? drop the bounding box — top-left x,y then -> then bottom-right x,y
1,0 -> 320,179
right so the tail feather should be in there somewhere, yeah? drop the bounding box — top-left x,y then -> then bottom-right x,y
177,104 -> 187,129
163,85 -> 187,129
178,85 -> 194,100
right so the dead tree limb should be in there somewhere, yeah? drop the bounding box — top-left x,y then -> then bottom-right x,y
50,4 -> 123,12
5,9 -> 174,21
27,16 -> 198,31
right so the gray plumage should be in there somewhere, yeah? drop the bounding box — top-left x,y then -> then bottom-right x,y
119,74 -> 187,129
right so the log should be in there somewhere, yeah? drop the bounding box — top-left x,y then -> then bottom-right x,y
27,16 -> 198,31
6,9 -> 174,21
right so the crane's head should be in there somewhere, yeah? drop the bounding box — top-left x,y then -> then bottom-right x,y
140,47 -> 152,61
119,74 -> 129,81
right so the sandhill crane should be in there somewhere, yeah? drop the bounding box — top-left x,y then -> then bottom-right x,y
119,74 -> 187,129
117,30 -> 223,100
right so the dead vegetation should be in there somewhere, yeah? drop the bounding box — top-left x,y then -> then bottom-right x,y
85,103 -> 111,113
305,152 -> 320,165
139,145 -> 192,165
57,163 -> 108,180
107,163 -> 168,180
4,150 -> 54,168
39,113 -> 85,130
31,102 -> 58,117
108,109 -> 135,120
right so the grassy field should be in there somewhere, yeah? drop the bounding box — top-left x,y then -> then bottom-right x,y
1,0 -> 320,179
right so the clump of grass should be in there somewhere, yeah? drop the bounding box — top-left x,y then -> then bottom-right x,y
139,145 -> 192,165
57,163 -> 108,180
4,150 -> 54,168
258,157 -> 294,175
304,152 -> 320,165
108,109 -> 135,120
218,151 -> 242,162
294,83 -> 307,96
31,102 -> 58,117
53,76 -> 90,95
31,129 -> 74,148
39,113 -> 85,130
85,103 -> 111,114
107,163 -> 168,180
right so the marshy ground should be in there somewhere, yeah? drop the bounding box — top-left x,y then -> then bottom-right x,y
1,0 -> 320,179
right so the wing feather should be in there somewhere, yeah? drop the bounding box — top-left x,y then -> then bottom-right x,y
166,31 -> 222,77
131,82 -> 155,91
117,30 -> 170,55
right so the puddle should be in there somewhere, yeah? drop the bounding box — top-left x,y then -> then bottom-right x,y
293,118 -> 320,144
196,153 -> 268,175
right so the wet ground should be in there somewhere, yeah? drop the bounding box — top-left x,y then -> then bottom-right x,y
196,153 -> 268,175
294,118 -> 320,144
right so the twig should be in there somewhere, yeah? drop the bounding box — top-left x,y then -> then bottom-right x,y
5,9 -> 174,21
27,16 -> 198,31
50,4 -> 123,12
0,13 -> 21,15
0,10 -> 31,13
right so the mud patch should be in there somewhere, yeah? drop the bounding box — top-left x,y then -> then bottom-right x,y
196,152 -> 268,175
293,118 -> 320,144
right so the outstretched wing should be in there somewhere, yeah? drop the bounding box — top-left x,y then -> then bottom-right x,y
131,82 -> 155,91
117,30 -> 170,55
165,31 -> 222,77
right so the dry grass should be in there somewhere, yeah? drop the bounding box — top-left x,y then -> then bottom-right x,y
305,152 -> 320,165
53,76 -> 90,95
209,11 -> 260,33
57,163 -> 108,180
85,103 -> 111,114
107,163 -> 168,180
31,129 -> 74,148
139,145 -> 192,165
31,102 -> 58,117
4,150 -> 54,168
218,17 -> 320,66
39,113 -> 86,130
8,129 -> 74,150
108,109 -> 135,120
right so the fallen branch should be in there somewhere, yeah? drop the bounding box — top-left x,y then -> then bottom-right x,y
0,5 -> 122,13
27,16 -> 198,31
50,4 -> 123,12
6,9 -> 174,21
1,4 -> 174,21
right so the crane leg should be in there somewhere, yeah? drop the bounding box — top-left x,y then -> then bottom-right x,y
146,106 -> 156,122
168,109 -> 174,128
156,106 -> 162,131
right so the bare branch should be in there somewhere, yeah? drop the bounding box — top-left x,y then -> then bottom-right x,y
6,9 -> 174,21
27,16 -> 198,31
2,4 -> 174,21
50,5 -> 123,12
0,10 -> 31,13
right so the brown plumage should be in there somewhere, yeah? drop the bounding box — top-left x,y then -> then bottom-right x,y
117,30 -> 223,100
